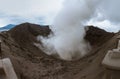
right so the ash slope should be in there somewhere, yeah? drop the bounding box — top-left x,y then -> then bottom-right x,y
0,23 -> 118,79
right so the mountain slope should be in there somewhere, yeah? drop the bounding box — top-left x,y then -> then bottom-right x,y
0,24 -> 15,31
0,23 -> 119,79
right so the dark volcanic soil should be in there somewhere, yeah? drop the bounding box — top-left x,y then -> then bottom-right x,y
84,26 -> 115,46
0,23 -> 119,79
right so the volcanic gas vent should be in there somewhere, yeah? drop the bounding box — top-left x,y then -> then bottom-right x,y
37,0 -> 103,61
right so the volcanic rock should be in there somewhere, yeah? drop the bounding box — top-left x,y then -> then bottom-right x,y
0,23 -> 119,79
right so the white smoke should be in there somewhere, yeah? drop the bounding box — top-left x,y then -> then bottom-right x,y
35,0 -> 102,61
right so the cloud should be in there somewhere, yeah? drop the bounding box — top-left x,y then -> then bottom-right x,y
100,0 -> 120,23
86,0 -> 120,32
0,0 -> 120,32
0,0 -> 63,16
87,19 -> 120,32
0,0 -> 63,26
0,19 -> 10,27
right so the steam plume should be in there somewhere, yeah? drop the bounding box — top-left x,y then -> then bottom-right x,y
36,0 -> 101,61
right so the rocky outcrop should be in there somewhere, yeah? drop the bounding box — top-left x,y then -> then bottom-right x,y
8,23 -> 51,47
85,26 -> 115,47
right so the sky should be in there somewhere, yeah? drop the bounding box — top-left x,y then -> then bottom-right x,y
88,0 -> 120,32
0,0 -> 120,32
0,0 -> 64,26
